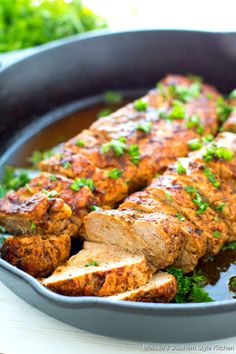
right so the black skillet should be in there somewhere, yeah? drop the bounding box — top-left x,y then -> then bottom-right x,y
0,29 -> 236,343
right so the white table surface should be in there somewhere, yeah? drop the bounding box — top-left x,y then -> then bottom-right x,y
1,281 -> 236,354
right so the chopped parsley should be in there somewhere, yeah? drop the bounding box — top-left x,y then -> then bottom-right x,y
165,192 -> 173,201
168,82 -> 201,103
97,108 -> 113,118
188,138 -> 202,151
0,166 -> 30,198
168,100 -> 185,120
90,205 -> 102,212
203,144 -> 234,162
129,144 -> 140,165
107,168 -> 122,179
215,203 -> 225,211
184,186 -> 208,214
185,115 -> 204,134
176,161 -> 186,174
75,139 -> 85,147
133,99 -> 148,112
176,213 -> 185,222
136,122 -> 152,133
70,178 -> 94,192
62,161 -> 71,169
50,174 -> 57,182
101,137 -> 127,156
216,96 -> 233,123
229,89 -> 236,99
31,222 -> 36,231
167,267 -> 213,303
202,134 -> 214,143
203,167 -> 220,188
42,189 -> 58,198
104,91 -> 122,104
25,183 -> 34,194
206,92 -> 214,100
222,241 -> 236,251
85,261 -> 99,267
213,231 -> 221,238
29,149 -> 53,167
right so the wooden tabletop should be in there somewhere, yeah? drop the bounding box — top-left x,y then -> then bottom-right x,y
1,281 -> 236,354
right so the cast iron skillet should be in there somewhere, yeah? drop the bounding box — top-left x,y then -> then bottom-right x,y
0,29 -> 236,343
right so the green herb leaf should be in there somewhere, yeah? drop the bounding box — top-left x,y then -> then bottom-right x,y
107,168 -> 123,179
42,189 -> 58,198
70,178 -> 94,192
222,241 -> 236,251
97,108 -> 113,118
203,144 -> 234,162
168,100 -> 185,120
213,230 -> 221,238
31,222 -> 36,231
50,174 -> 57,182
203,167 -> 220,188
188,138 -> 202,151
133,99 -> 148,112
90,205 -> 102,212
175,213 -> 186,222
216,96 -> 233,123
104,91 -> 122,104
216,203 -> 225,211
0,225 -> 6,234
165,192 -> 173,201
85,261 -> 99,267
168,82 -> 201,103
62,161 -> 71,169
0,166 -> 30,197
75,139 -> 85,147
176,161 -> 186,174
186,115 -> 204,134
101,138 -> 127,156
136,122 -> 152,133
129,144 -> 140,165
29,149 -> 53,167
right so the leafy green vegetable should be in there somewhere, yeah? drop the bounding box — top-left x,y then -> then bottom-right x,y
175,213 -> 185,222
107,168 -> 122,179
75,139 -> 85,147
103,91 -> 123,105
222,241 -> 236,251
133,99 -> 148,112
168,100 -> 185,120
188,138 -> 202,151
85,260 -> 99,267
42,189 -> 58,198
101,137 -> 127,157
167,267 -> 213,303
168,82 -> 201,103
216,96 -> 233,123
29,149 -> 53,167
176,161 -> 186,175
185,115 -> 204,134
70,177 -> 94,192
203,167 -> 220,188
213,230 -> 221,238
203,144 -> 234,162
184,185 -> 197,193
136,122 -> 152,134
0,166 -> 30,197
129,144 -> 140,165
215,203 -> 225,211
0,0 -> 107,53
97,108 -> 113,119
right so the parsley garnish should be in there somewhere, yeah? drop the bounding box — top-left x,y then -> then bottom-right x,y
176,213 -> 185,222
184,186 -> 208,214
70,178 -> 94,192
168,100 -> 185,120
31,222 -> 36,231
176,161 -> 186,174
213,230 -> 221,238
222,241 -> 236,251
165,192 -> 173,201
107,168 -> 122,179
184,186 -> 197,193
29,149 -> 53,167
50,174 -> 57,181
90,205 -> 102,211
203,144 -> 234,162
25,183 -> 33,194
167,267 -> 213,303
97,108 -> 113,118
62,161 -> 71,169
203,167 -> 220,188
104,91 -> 122,104
42,189 -> 58,198
133,99 -> 148,112
188,138 -> 202,151
101,137 -> 127,156
186,115 -> 204,134
129,144 -> 140,165
216,203 -> 225,211
168,82 -> 201,103
216,96 -> 233,123
136,122 -> 152,133
85,261 -> 99,267
0,166 -> 30,198
75,139 -> 85,147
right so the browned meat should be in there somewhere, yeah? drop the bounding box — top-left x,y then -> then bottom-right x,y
42,241 -> 152,296
1,234 -> 71,278
108,273 -> 177,302
0,191 -> 78,236
85,133 -> 236,272
0,75 -> 221,238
